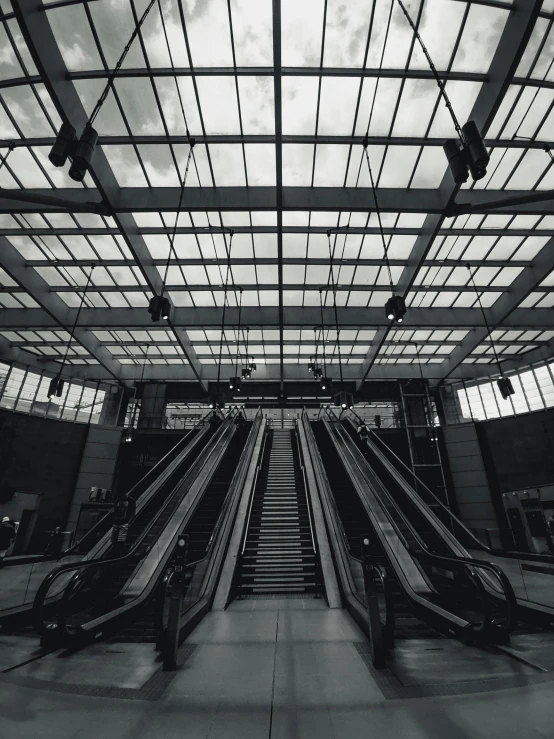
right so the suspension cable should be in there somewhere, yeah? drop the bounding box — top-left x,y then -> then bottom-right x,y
88,0 -> 157,126
234,287 -> 243,377
59,264 -> 95,375
466,264 -> 503,375
319,288 -> 327,376
362,143 -> 394,292
326,230 -> 344,386
161,140 -> 195,292
0,141 -> 15,174
395,0 -> 464,143
216,230 -> 234,389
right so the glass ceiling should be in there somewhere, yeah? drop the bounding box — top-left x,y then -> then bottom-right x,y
0,0 -> 554,388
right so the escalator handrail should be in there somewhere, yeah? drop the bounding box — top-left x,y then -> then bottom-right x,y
240,421 -> 268,556
59,412 -> 213,558
335,420 -> 518,634
329,419 -> 501,637
294,419 -> 317,555
352,415 -> 554,566
32,418 -> 235,636
58,413 -> 262,641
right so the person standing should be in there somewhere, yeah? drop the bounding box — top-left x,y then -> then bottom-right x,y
0,517 -> 16,568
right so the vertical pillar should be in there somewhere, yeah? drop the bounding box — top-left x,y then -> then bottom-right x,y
138,383 -> 168,429
99,386 -> 130,427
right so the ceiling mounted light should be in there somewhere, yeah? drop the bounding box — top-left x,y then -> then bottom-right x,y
320,377 -> 332,393
49,122 -> 77,168
68,124 -> 98,182
313,367 -> 323,380
229,376 -> 242,392
443,139 -> 469,185
208,392 -> 226,410
47,375 -> 64,398
497,376 -> 514,400
385,295 -> 406,323
123,427 -> 134,443
462,120 -> 489,180
148,294 -> 171,322
334,391 -> 354,410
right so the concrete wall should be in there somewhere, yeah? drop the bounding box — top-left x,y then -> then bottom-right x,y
442,422 -> 499,533
67,425 -> 122,534
0,408 -> 88,551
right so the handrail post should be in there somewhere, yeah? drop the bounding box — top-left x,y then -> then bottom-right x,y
163,533 -> 188,671
361,535 -> 386,669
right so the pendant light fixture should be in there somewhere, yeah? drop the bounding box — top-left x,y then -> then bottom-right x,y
241,327 -> 251,380
123,343 -> 149,443
318,287 -> 332,393
362,139 -> 407,325
49,0 -> 157,181
326,230 -> 354,411
149,136 -> 195,323
229,287 -> 244,393
210,230 -> 235,410
48,264 -> 95,398
466,263 -> 514,400
395,0 -> 489,184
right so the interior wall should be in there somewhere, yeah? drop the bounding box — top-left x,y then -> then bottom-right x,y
0,408 -> 87,551
475,406 -> 554,494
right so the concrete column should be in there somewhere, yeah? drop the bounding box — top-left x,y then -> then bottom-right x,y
138,383 -> 167,429
99,386 -> 128,427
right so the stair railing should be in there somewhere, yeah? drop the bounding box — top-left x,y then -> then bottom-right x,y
239,424 -> 268,559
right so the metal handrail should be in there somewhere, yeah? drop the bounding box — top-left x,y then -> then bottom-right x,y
294,419 -> 317,555
33,418 -> 235,637
330,417 -> 512,637
349,414 -> 554,567
240,422 -> 268,556
372,562 -> 395,648
48,413 -> 212,561
56,414 -> 259,641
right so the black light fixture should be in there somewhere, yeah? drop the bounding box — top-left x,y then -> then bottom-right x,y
362,142 -> 408,325
320,377 -> 332,393
148,294 -> 171,322
208,392 -> 226,410
241,327 -> 251,380
47,375 -> 64,398
229,376 -> 242,392
498,376 -> 515,400
308,357 -> 314,373
466,263 -> 515,400
46,263 -> 94,400
123,343 -> 149,443
314,367 -> 323,380
49,1 -> 157,181
374,414 -> 381,428
395,0 -> 489,184
334,391 -> 354,410
249,359 -> 257,373
68,123 -> 98,182
385,294 -> 406,323
48,122 -> 77,168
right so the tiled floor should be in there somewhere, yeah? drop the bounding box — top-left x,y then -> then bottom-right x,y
1,598 -> 554,738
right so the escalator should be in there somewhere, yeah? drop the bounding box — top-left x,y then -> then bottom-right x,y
310,417 -> 515,645
0,415 -> 216,630
311,420 -> 444,639
35,415 -> 257,646
343,414 -> 554,633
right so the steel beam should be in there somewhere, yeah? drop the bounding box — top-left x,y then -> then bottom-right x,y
7,134 -> 553,149
440,234 -> 554,378
0,306 -> 552,330
0,235 -> 124,380
14,0 -> 206,390
357,0 -> 544,388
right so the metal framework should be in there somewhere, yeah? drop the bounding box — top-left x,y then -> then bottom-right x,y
0,0 -> 552,391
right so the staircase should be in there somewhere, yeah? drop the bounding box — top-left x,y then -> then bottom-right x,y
238,429 -> 319,595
